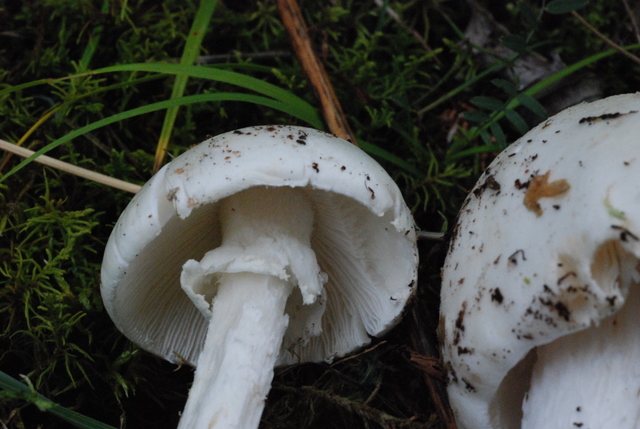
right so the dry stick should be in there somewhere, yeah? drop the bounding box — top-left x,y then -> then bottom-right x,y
0,139 -> 141,194
409,301 -> 458,429
621,0 -> 640,43
0,109 -> 59,172
417,230 -> 446,241
274,384 -> 433,429
373,0 -> 441,65
277,0 -> 358,146
571,10 -> 640,66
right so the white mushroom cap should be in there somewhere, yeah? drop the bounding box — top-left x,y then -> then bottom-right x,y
101,125 -> 417,367
440,93 -> 640,428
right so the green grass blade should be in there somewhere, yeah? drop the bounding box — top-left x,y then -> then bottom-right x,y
418,56 -> 515,115
0,371 -> 116,429
546,0 -> 590,14
77,0 -> 110,72
155,0 -> 219,171
0,63 -> 323,130
97,63 -> 323,126
457,43 -> 640,150
448,144 -> 503,160
0,92 -> 317,185
357,139 -> 421,176
508,43 -> 640,109
421,43 -> 640,117
471,44 -> 640,136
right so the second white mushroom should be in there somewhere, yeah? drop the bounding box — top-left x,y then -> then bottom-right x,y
440,93 -> 640,429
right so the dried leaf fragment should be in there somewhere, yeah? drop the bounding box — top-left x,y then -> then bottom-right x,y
523,171 -> 570,216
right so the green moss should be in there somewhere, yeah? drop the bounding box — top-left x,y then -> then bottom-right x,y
0,176 -> 103,419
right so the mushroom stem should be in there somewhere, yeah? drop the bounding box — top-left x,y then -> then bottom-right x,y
178,186 -> 324,428
522,284 -> 640,429
178,272 -> 292,428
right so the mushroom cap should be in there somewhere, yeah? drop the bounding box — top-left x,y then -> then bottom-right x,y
440,93 -> 640,428
101,125 -> 417,366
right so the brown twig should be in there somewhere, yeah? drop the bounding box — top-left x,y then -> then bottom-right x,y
373,0 -> 441,65
571,10 -> 640,66
274,384 -> 433,428
621,0 -> 640,43
330,340 -> 388,367
409,352 -> 447,381
409,301 -> 458,429
276,0 -> 358,145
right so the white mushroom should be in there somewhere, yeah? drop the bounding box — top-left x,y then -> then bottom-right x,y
439,93 -> 640,429
100,125 -> 418,428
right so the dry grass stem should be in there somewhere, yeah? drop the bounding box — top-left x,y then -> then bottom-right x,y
571,10 -> 640,65
0,139 -> 141,194
621,0 -> 640,43
275,384 -> 435,429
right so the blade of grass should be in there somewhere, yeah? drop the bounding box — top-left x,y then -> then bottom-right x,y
0,63 -> 323,129
449,144 -> 503,160
421,42 -> 640,116
76,0 -> 111,72
154,0 -> 219,172
358,139 -> 421,176
451,42 -> 640,157
0,107 -> 61,171
104,63 -> 321,121
0,74 -> 166,171
498,43 -> 640,121
418,55 -> 516,115
0,371 -> 116,429
0,92 -> 313,185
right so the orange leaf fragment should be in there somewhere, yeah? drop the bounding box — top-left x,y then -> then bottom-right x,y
523,171 -> 570,216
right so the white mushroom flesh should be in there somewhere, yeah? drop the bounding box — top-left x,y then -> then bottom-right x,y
178,186 -> 323,428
